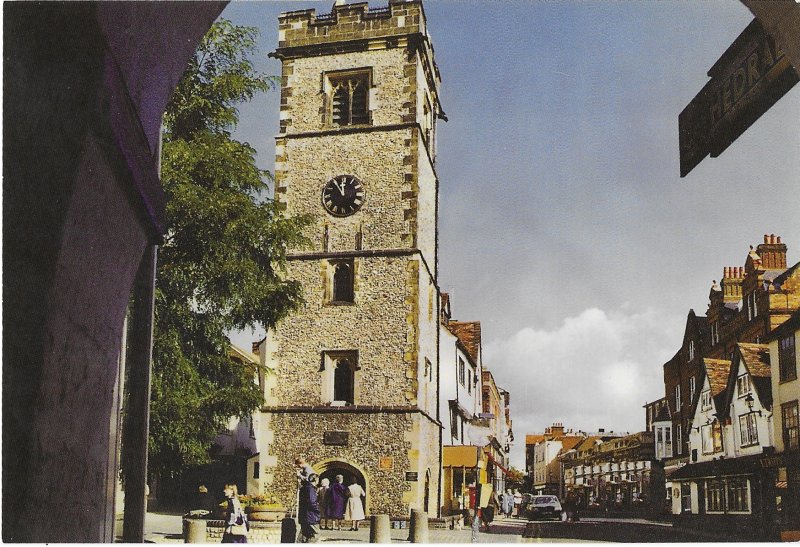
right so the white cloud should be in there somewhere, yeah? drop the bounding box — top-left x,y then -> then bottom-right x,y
484,307 -> 682,469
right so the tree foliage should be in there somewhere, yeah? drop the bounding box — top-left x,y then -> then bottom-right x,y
148,20 -> 308,481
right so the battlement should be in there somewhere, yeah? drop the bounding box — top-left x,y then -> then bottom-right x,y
277,0 -> 427,50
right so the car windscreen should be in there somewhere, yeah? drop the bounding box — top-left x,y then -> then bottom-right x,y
534,497 -> 557,505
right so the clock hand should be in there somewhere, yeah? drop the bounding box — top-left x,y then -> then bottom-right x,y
338,180 -> 346,196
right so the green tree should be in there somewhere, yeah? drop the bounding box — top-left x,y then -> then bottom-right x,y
147,19 -> 308,484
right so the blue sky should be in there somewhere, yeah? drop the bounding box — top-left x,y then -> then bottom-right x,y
221,1 -> 800,468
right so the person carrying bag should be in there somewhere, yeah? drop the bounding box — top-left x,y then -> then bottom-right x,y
222,483 -> 248,543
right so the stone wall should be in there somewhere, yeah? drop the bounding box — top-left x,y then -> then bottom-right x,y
267,411 -> 415,516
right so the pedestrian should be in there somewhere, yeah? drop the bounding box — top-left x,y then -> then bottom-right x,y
317,477 -> 330,530
503,489 -> 513,518
222,483 -> 248,543
344,478 -> 365,531
295,456 -> 316,482
328,474 -> 347,530
470,508 -> 481,543
512,489 -> 522,518
298,474 -> 321,543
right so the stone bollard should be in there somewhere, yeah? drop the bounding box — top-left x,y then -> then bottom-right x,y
183,518 -> 207,543
408,509 -> 429,543
370,514 -> 391,543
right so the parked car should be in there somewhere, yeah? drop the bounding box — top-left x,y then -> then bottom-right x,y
526,495 -> 563,520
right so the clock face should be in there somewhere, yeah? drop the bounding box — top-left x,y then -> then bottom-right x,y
321,175 -> 365,217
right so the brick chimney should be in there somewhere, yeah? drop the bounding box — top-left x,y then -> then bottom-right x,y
721,266 -> 744,303
756,234 -> 787,270
550,422 -> 565,436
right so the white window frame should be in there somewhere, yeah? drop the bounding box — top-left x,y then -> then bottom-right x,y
701,390 -> 712,410
689,377 -> 696,402
739,413 -> 759,447
676,423 -> 682,455
688,340 -> 695,361
737,374 -> 752,398
675,385 -> 681,410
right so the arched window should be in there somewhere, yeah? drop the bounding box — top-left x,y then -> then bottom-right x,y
333,358 -> 355,404
332,262 -> 354,302
322,351 -> 358,405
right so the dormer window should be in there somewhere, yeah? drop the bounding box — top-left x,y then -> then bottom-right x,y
737,374 -> 752,397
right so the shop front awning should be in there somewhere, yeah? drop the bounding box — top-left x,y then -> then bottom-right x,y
443,445 -> 481,468
670,454 -> 763,481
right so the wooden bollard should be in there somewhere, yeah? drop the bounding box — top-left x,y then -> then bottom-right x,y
370,514 -> 391,543
408,509 -> 429,543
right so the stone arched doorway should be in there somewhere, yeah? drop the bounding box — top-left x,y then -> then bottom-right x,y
315,460 -> 368,515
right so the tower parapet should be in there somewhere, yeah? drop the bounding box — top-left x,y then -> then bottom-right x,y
277,1 -> 428,50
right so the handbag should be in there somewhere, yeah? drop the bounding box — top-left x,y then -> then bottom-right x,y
230,512 -> 249,536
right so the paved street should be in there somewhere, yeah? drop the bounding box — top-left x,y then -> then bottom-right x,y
129,512 -> 756,543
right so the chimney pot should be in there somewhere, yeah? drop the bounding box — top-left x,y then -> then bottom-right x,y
765,234 -> 769,243
777,236 -> 782,244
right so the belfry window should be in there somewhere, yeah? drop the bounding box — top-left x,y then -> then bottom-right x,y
327,70 -> 370,126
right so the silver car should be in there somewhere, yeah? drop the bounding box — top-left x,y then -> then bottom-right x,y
526,495 -> 563,520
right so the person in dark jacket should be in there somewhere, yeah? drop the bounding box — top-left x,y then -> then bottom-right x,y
328,474 -> 347,531
298,474 -> 321,542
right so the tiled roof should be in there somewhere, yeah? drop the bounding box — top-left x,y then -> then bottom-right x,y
526,434 -> 545,445
561,436 -> 586,451
738,343 -> 772,410
448,321 -> 482,364
773,260 -> 799,285
738,343 -> 771,378
703,358 -> 731,397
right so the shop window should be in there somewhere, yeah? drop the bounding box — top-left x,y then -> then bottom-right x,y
705,479 -> 724,513
680,482 -> 692,513
727,477 -> 750,513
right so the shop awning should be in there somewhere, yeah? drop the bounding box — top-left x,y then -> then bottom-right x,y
670,454 -> 762,481
485,451 -> 513,477
443,445 -> 481,467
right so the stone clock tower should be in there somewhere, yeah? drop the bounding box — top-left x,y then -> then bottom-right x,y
256,0 -> 445,517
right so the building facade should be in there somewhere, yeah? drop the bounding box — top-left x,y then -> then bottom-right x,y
560,432 -> 662,513
257,0 -> 445,517
764,310 -> 800,540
